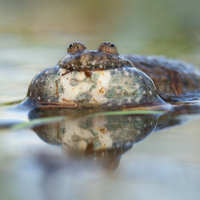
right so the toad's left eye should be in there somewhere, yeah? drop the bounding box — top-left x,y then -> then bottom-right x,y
97,41 -> 118,55
110,43 -> 115,48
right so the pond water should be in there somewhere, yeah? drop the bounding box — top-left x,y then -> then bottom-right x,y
0,34 -> 200,200
1,0 -> 200,199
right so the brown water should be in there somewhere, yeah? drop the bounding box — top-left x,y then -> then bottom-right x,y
1,0 -> 200,199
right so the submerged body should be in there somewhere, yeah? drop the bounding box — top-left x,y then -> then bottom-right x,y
25,42 -> 200,108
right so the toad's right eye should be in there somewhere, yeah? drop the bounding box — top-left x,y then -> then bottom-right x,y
68,43 -> 74,48
67,42 -> 87,54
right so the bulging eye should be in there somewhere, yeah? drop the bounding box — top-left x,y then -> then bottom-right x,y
97,41 -> 118,55
67,42 -> 87,54
68,43 -> 74,48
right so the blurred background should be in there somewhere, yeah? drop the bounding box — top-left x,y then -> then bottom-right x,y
1,1 -> 200,200
1,0 -> 200,56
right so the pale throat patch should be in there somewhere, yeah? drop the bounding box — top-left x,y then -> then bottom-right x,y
58,69 -> 112,104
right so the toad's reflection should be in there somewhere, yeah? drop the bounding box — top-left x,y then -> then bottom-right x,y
29,108 -> 159,169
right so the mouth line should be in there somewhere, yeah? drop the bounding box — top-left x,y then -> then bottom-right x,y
59,61 -> 127,71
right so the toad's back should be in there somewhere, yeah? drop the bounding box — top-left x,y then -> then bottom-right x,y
124,54 -> 200,101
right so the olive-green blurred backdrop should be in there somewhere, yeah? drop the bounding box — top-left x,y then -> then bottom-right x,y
1,0 -> 200,57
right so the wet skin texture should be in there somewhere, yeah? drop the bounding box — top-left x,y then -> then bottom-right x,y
59,42 -> 133,74
26,41 -> 200,108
